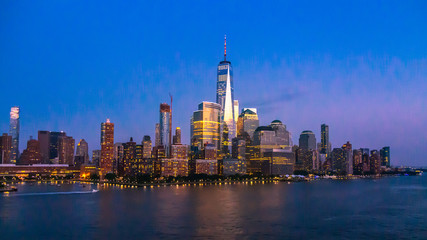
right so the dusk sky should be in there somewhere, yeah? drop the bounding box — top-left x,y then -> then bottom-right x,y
1,1 -> 426,166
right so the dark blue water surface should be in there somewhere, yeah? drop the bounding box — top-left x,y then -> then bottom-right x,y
1,176 -> 427,239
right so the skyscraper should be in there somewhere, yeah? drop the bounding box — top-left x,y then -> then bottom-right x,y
160,103 -> 171,156
76,139 -> 89,164
217,35 -> 236,153
49,131 -> 66,162
38,131 -> 50,164
236,108 -> 259,140
142,135 -> 152,158
58,136 -> 75,165
233,100 -> 239,124
155,123 -> 161,147
380,146 -> 390,168
9,106 -> 20,163
0,133 -> 12,164
191,101 -> 221,152
20,137 -> 42,165
299,130 -> 317,150
173,127 -> 181,144
100,119 -> 114,176
320,124 -> 329,155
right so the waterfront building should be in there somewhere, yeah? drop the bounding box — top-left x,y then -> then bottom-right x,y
49,131 -> 66,163
353,149 -> 363,175
100,119 -> 114,176
320,124 -> 330,156
295,148 -> 314,172
269,120 -> 291,149
0,133 -> 12,164
380,146 -> 390,168
360,148 -> 370,173
236,108 -> 259,140
9,106 -> 20,163
73,156 -> 85,168
299,130 -> 317,150
370,150 -> 381,174
342,141 -> 353,175
196,159 -> 218,175
19,138 -> 42,165
161,159 -> 188,177
171,144 -> 188,159
142,136 -> 152,158
37,131 -> 50,164
155,123 -> 161,147
173,127 -> 181,144
76,139 -> 89,164
331,148 -> 346,174
92,150 -> 101,167
191,102 -> 221,152
113,143 -> 124,176
58,136 -> 75,165
123,138 -> 136,176
217,36 -> 236,154
223,158 -> 240,176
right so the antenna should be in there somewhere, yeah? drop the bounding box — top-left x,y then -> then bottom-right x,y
224,34 -> 227,61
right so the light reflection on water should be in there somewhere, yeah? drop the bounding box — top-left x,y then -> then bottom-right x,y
0,176 -> 426,239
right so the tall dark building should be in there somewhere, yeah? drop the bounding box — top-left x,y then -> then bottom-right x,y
38,131 -> 50,164
380,146 -> 390,167
0,133 -> 12,164
76,139 -> 89,164
58,136 -> 75,165
155,123 -> 161,147
299,130 -> 316,150
49,131 -> 66,162
320,124 -> 329,155
370,150 -> 381,174
9,106 -> 20,163
160,103 -> 171,156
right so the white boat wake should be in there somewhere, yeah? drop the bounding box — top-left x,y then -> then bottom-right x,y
4,190 -> 99,197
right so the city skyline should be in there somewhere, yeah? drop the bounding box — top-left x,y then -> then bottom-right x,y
1,2 -> 426,166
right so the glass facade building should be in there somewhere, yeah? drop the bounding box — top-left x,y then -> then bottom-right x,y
159,103 -> 171,156
299,130 -> 317,150
237,108 -> 259,140
320,124 -> 329,155
9,106 -> 20,163
191,102 -> 221,152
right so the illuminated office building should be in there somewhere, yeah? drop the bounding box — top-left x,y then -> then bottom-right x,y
331,148 -> 346,174
233,100 -> 239,124
9,106 -> 20,163
217,35 -> 236,153
342,141 -> 353,175
113,143 -> 124,176
76,139 -> 89,164
92,150 -> 101,167
353,149 -> 363,175
237,108 -> 259,140
380,146 -> 390,168
370,150 -> 381,174
191,101 -> 221,152
142,135 -> 152,158
123,138 -> 136,176
320,124 -> 330,155
0,133 -> 12,164
269,120 -> 291,149
299,130 -> 317,150
100,119 -> 114,176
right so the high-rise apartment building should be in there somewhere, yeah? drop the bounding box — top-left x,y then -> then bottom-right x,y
76,139 -> 89,164
0,133 -> 12,164
217,36 -> 236,153
49,131 -> 66,162
9,106 -> 20,163
142,135 -> 152,158
58,136 -> 75,165
320,124 -> 329,155
100,119 -> 114,176
20,137 -> 42,165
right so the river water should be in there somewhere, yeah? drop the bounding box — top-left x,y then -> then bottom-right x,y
1,175 -> 426,239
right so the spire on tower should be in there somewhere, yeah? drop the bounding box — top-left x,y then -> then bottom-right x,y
224,34 -> 227,61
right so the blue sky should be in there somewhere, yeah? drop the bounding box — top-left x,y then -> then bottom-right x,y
1,1 -> 426,166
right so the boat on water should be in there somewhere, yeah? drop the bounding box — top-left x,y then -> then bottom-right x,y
0,187 -> 18,193
92,189 -> 99,193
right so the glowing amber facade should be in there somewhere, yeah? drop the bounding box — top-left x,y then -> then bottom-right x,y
191,102 -> 221,152
100,119 -> 114,176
